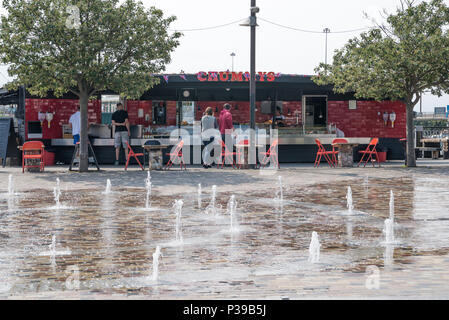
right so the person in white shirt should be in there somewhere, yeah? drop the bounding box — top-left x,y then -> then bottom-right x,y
69,106 -> 81,145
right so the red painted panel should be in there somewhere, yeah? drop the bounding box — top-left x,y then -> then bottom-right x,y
25,98 -> 101,139
328,100 -> 406,138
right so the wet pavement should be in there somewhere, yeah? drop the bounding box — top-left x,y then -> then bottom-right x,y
1,163 -> 449,299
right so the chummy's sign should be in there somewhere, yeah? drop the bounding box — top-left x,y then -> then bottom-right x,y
197,71 -> 279,82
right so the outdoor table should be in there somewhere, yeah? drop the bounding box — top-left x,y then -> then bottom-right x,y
419,138 -> 445,159
142,144 -> 168,170
332,142 -> 359,167
235,143 -> 264,169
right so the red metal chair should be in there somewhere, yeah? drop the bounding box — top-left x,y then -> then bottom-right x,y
331,138 -> 348,165
314,138 -> 336,168
217,139 -> 236,169
164,140 -> 186,170
22,141 -> 45,173
125,142 -> 144,171
259,139 -> 280,169
358,138 -> 380,167
235,139 -> 248,168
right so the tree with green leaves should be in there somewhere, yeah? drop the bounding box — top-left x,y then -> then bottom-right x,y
0,0 -> 181,171
313,0 -> 449,167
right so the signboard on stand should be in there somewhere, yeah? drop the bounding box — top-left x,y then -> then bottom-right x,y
0,118 -> 18,167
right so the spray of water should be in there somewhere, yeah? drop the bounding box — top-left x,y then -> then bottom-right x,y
8,174 -> 14,196
346,186 -> 354,214
308,231 -> 321,263
53,178 -> 62,208
384,218 -> 394,244
151,246 -> 162,281
205,185 -> 219,215
275,176 -> 283,202
145,172 -> 152,209
197,183 -> 202,209
210,185 -> 216,209
227,195 -> 238,231
104,179 -> 112,194
389,190 -> 394,221
383,190 -> 396,244
49,235 -> 56,255
273,177 -> 284,213
173,200 -> 184,243
39,234 -> 71,257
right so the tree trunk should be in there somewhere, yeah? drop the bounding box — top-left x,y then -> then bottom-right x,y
79,91 -> 89,172
405,101 -> 416,167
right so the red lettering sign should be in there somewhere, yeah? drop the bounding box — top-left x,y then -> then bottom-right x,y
231,72 -> 243,82
219,72 -> 230,81
258,72 -> 267,81
197,72 -> 207,82
197,71 -> 277,82
208,72 -> 219,81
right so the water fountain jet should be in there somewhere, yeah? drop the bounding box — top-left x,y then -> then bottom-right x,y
173,200 -> 184,244
151,246 -> 162,281
8,174 -> 14,196
389,190 -> 394,221
145,172 -> 152,209
384,218 -> 394,244
39,235 -> 71,257
205,185 -> 219,215
276,176 -> 283,202
227,195 -> 238,232
53,178 -> 62,209
308,231 -> 321,263
104,179 -> 112,194
346,186 -> 354,214
197,183 -> 202,209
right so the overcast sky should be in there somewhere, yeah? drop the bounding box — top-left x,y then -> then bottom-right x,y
1,0 -> 448,112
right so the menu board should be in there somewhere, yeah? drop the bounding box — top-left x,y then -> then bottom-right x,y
0,118 -> 15,167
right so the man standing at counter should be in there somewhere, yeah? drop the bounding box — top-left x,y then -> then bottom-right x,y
112,103 -> 130,166
69,105 -> 81,145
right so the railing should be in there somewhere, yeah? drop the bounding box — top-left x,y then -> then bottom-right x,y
415,112 -> 448,119
419,126 -> 449,138
423,129 -> 445,137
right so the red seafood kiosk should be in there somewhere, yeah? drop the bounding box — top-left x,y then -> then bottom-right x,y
1,72 -> 406,164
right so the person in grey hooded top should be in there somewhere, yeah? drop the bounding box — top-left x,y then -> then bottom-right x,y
201,107 -> 218,168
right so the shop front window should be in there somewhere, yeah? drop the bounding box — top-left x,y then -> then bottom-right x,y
101,95 -> 120,124
303,96 -> 328,134
180,101 -> 195,126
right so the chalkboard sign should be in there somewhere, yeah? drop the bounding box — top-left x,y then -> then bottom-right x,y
0,118 -> 17,167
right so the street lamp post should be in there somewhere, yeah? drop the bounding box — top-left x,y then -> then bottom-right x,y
323,28 -> 331,69
230,52 -> 236,72
240,0 -> 259,167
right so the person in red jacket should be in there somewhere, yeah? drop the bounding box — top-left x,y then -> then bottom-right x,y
218,103 -> 234,165
218,103 -> 234,144
218,103 -> 233,134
